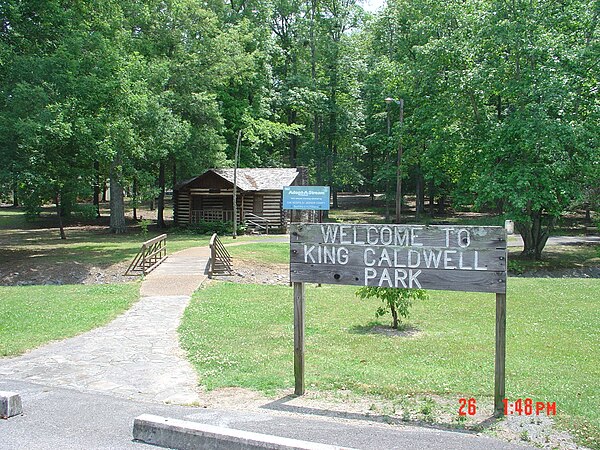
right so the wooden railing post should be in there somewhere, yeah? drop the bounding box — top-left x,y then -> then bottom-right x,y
142,244 -> 147,274
208,233 -> 233,277
125,234 -> 168,276
208,233 -> 216,278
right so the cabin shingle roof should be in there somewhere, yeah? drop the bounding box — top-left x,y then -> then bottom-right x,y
175,168 -> 300,191
211,168 -> 299,191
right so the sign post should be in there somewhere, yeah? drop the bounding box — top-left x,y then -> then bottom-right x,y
495,292 -> 506,417
289,223 -> 508,415
284,186 -> 329,395
293,281 -> 306,395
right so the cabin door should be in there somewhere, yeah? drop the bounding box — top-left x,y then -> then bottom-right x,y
192,196 -> 202,211
253,195 -> 264,215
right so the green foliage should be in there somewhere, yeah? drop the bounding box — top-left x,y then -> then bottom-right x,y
355,287 -> 429,329
179,220 -> 245,236
71,204 -> 98,221
1,0 -> 597,248
507,260 -> 527,275
139,219 -> 153,236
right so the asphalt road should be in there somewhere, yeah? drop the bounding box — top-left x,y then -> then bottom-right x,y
0,379 -> 533,450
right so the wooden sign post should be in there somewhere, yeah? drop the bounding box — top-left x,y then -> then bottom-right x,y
293,281 -> 305,395
289,223 -> 508,416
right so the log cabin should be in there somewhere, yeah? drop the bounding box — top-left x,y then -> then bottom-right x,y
173,167 -> 308,233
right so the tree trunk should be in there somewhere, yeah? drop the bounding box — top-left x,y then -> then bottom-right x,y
332,187 -> 339,209
394,101 -> 404,224
102,181 -> 108,202
109,159 -> 127,234
438,195 -> 445,215
390,304 -> 399,329
415,166 -> 424,217
157,161 -> 166,228
289,109 -> 297,167
55,193 -> 66,240
384,181 -> 391,222
584,204 -> 591,224
429,180 -> 435,217
172,160 -> 177,192
395,149 -> 402,223
369,150 -> 375,206
12,182 -> 19,207
93,161 -> 100,218
132,176 -> 138,221
516,210 -> 553,260
496,199 -> 504,215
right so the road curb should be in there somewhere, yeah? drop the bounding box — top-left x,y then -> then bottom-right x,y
132,413 -> 356,450
0,391 -> 23,419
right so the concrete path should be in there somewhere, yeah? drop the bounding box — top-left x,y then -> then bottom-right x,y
508,234 -> 600,247
0,246 -> 210,404
140,246 -> 209,297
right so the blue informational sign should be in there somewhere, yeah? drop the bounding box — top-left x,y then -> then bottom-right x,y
283,186 -> 330,210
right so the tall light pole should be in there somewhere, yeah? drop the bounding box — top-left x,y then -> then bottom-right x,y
385,97 -> 403,223
233,130 -> 242,239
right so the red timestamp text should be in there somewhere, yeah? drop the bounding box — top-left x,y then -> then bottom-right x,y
503,398 -> 556,416
458,398 -> 477,416
458,398 -> 557,416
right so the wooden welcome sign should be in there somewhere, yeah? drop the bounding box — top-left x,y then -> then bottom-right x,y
289,223 -> 508,416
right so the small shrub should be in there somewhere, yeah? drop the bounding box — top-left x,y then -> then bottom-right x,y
71,203 -> 98,221
508,259 -> 527,275
355,287 -> 428,329
139,219 -> 153,236
181,220 -> 246,236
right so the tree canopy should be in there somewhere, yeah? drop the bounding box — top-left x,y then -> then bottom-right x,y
1,0 -> 597,256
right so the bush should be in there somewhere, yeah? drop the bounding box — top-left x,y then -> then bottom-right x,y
139,219 -> 153,236
356,287 -> 428,329
180,220 -> 232,236
508,259 -> 528,275
71,203 -> 98,221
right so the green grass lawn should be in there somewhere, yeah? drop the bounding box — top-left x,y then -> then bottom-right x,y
226,242 -> 290,265
180,278 -> 599,446
0,208 -> 225,269
0,283 -> 139,356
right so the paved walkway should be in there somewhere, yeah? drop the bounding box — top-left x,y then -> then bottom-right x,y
508,234 -> 600,247
0,245 -> 210,404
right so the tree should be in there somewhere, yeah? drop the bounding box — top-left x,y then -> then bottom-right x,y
468,0 -> 599,259
356,286 -> 428,329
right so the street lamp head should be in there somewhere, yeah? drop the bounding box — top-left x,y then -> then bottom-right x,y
384,97 -> 395,104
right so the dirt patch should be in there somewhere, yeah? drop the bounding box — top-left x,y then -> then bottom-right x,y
514,267 -> 600,278
188,387 -> 581,449
494,415 -> 581,449
365,325 -> 421,338
0,256 -> 133,286
216,259 -> 290,285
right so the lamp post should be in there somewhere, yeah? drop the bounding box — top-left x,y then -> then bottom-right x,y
233,130 -> 242,239
385,97 -> 404,223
